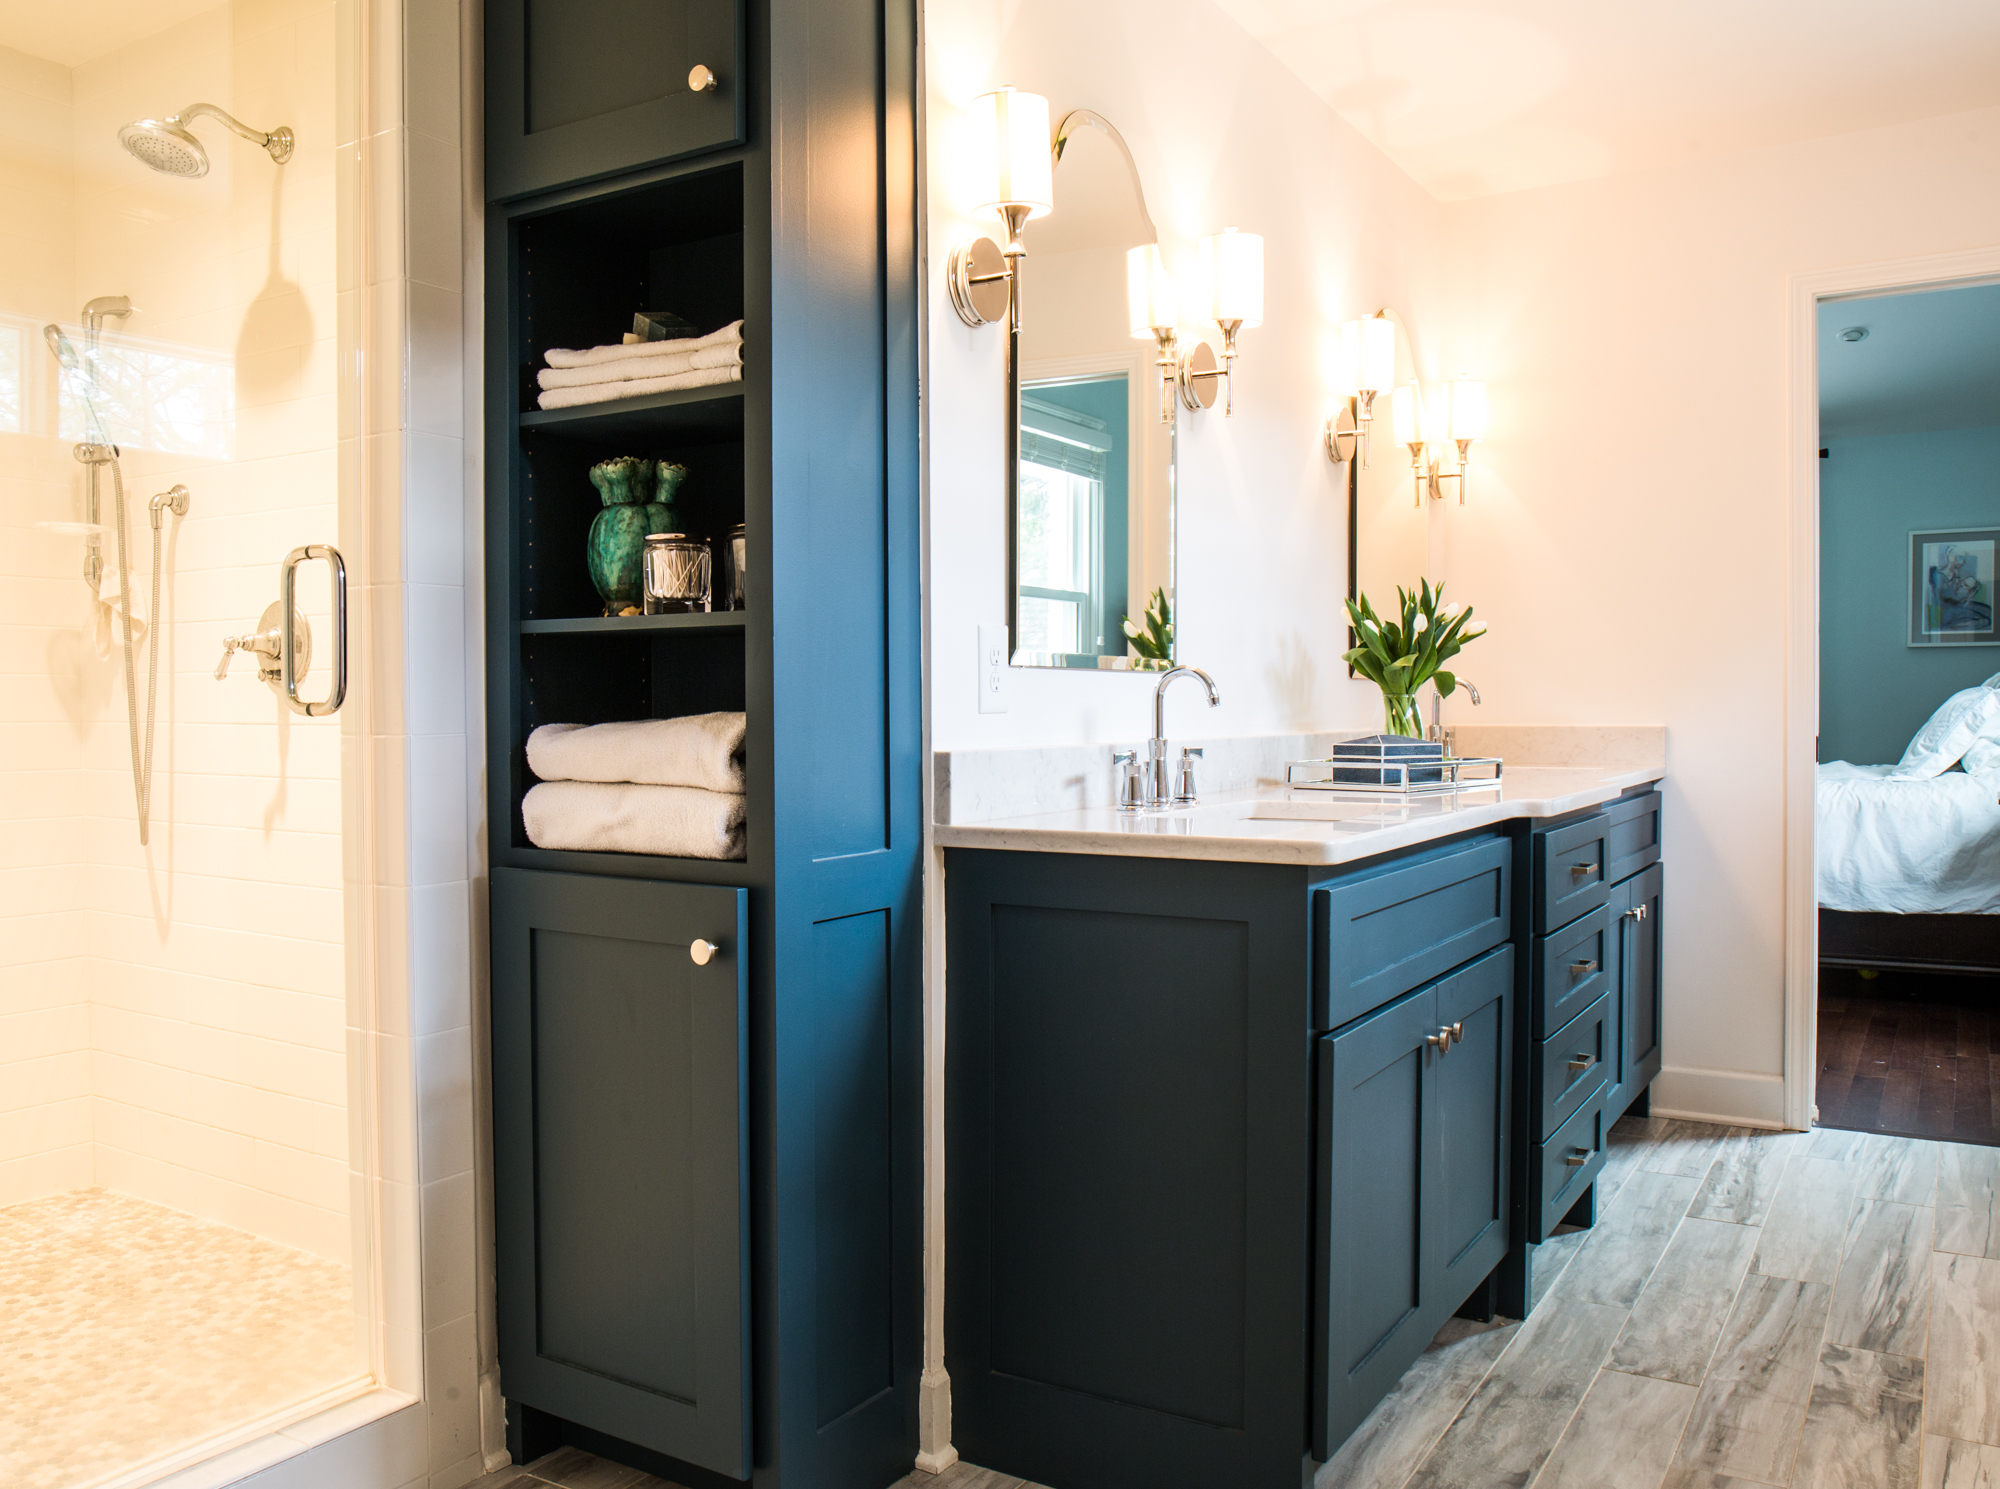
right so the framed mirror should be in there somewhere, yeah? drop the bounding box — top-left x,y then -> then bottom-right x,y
1346,309 -> 1426,623
1009,111 -> 1174,670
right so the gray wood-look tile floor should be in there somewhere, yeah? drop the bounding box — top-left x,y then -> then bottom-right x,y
488,1119 -> 2000,1489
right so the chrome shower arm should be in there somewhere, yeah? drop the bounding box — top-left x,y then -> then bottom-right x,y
175,103 -> 293,162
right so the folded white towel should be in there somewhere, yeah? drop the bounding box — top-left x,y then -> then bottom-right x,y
528,714 -> 746,793
542,320 -> 744,369
536,363 -> 742,410
522,781 -> 746,859
536,341 -> 743,390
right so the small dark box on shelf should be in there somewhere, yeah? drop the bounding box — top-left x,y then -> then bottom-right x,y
1330,734 -> 1445,785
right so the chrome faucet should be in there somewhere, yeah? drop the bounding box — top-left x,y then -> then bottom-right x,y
1429,678 -> 1480,752
1142,665 -> 1220,808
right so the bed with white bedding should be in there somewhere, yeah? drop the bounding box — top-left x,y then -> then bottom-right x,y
1816,762 -> 2000,914
1816,679 -> 2000,974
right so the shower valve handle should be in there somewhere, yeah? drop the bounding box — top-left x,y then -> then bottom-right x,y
214,638 -> 239,679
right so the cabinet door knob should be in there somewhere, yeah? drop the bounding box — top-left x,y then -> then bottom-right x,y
690,938 -> 720,966
1563,1146 -> 1591,1167
1569,958 -> 1598,978
689,63 -> 719,92
1447,1021 -> 1463,1046
1624,903 -> 1648,922
1569,861 -> 1598,879
1426,1029 -> 1450,1054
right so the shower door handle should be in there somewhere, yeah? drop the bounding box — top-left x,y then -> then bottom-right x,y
281,544 -> 346,717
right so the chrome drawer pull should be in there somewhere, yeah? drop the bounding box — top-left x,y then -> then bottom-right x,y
1568,1055 -> 1597,1075
1563,1146 -> 1591,1167
1623,903 -> 1648,922
1570,958 -> 1598,977
1569,861 -> 1598,879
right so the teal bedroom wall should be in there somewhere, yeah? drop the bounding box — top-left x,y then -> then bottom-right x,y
1819,425 -> 2000,765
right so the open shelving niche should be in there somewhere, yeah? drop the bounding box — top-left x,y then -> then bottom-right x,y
493,158 -> 757,883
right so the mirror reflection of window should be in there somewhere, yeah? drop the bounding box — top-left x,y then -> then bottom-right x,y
1011,112 -> 1169,670
1019,375 -> 1129,659
0,321 -> 22,433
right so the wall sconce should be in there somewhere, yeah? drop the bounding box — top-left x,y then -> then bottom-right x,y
1386,374 -> 1489,504
1199,228 -> 1262,416
1124,230 -> 1262,421
947,87 -> 1054,330
1323,313 -> 1397,466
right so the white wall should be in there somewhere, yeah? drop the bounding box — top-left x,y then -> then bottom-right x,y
926,0 -> 1447,754
1435,106 -> 2000,1121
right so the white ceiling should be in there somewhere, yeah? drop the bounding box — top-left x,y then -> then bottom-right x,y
1818,282 -> 2000,440
1211,0 -> 2000,200
0,0 -> 218,69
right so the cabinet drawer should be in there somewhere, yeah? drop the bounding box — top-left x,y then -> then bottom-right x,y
1533,904 -> 1613,1039
1535,994 -> 1609,1142
1533,1083 -> 1608,1243
1314,836 -> 1511,1031
1534,813 -> 1609,934
1604,791 -> 1663,886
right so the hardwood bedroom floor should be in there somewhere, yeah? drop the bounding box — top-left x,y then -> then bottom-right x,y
1818,966 -> 2000,1146
902,1116 -> 2000,1489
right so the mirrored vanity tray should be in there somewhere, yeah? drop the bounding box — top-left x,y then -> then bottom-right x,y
1284,753 -> 1504,795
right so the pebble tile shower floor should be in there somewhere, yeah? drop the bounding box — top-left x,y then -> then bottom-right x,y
0,1189 -> 357,1489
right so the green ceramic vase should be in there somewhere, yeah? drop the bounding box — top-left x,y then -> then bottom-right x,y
587,457 -> 676,610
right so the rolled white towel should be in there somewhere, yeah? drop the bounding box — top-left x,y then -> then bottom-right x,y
542,320 -> 744,369
528,713 -> 746,793
536,363 -> 741,410
537,341 -> 742,390
522,781 -> 746,859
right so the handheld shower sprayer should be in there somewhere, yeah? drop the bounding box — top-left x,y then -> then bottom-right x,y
118,103 -> 292,177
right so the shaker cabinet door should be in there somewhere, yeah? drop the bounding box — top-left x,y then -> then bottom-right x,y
1620,862 -> 1665,1103
491,867 -> 750,1479
1431,946 -> 1513,1306
486,0 -> 747,200
1314,987 -> 1438,1461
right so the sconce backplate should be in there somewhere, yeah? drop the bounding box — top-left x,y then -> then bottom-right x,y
948,236 -> 1010,327
1177,340 -> 1220,411
1324,402 -> 1358,465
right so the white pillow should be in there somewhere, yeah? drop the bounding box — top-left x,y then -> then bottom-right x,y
1890,685 -> 2000,778
1965,735 -> 2000,777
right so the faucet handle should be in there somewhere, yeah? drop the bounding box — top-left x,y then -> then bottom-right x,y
1173,746 -> 1203,806
1113,751 -> 1145,813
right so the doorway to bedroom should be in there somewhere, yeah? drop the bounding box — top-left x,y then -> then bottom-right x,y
1814,279 -> 2000,1145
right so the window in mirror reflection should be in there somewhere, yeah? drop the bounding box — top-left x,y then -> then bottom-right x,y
1019,374 -> 1130,660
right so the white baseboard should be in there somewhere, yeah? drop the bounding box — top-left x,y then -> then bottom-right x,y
1650,1065 -> 1792,1130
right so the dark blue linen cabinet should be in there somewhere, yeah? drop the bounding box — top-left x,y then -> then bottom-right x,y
483,0 -> 922,1484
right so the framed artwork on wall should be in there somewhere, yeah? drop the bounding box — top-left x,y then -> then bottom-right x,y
1910,528 -> 2000,646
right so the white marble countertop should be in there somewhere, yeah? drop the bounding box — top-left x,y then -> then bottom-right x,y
932,763 -> 1667,866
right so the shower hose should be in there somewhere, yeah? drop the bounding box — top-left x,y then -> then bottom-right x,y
100,456 -> 177,847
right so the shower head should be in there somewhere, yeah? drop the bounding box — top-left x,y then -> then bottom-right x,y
118,102 -> 292,177
44,324 -> 80,369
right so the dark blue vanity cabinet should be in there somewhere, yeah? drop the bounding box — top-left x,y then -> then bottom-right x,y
1503,788 -> 1664,1312
945,832 -> 1515,1489
485,0 -> 922,1484
944,783 -> 1664,1484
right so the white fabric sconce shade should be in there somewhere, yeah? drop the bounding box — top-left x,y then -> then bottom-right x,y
969,87 -> 1053,219
1341,316 -> 1397,396
1391,380 -> 1424,448
1199,228 -> 1263,327
1127,244 -> 1177,336
1449,376 -> 1488,441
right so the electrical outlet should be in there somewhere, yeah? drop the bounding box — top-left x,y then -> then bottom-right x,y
978,623 -> 1010,713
